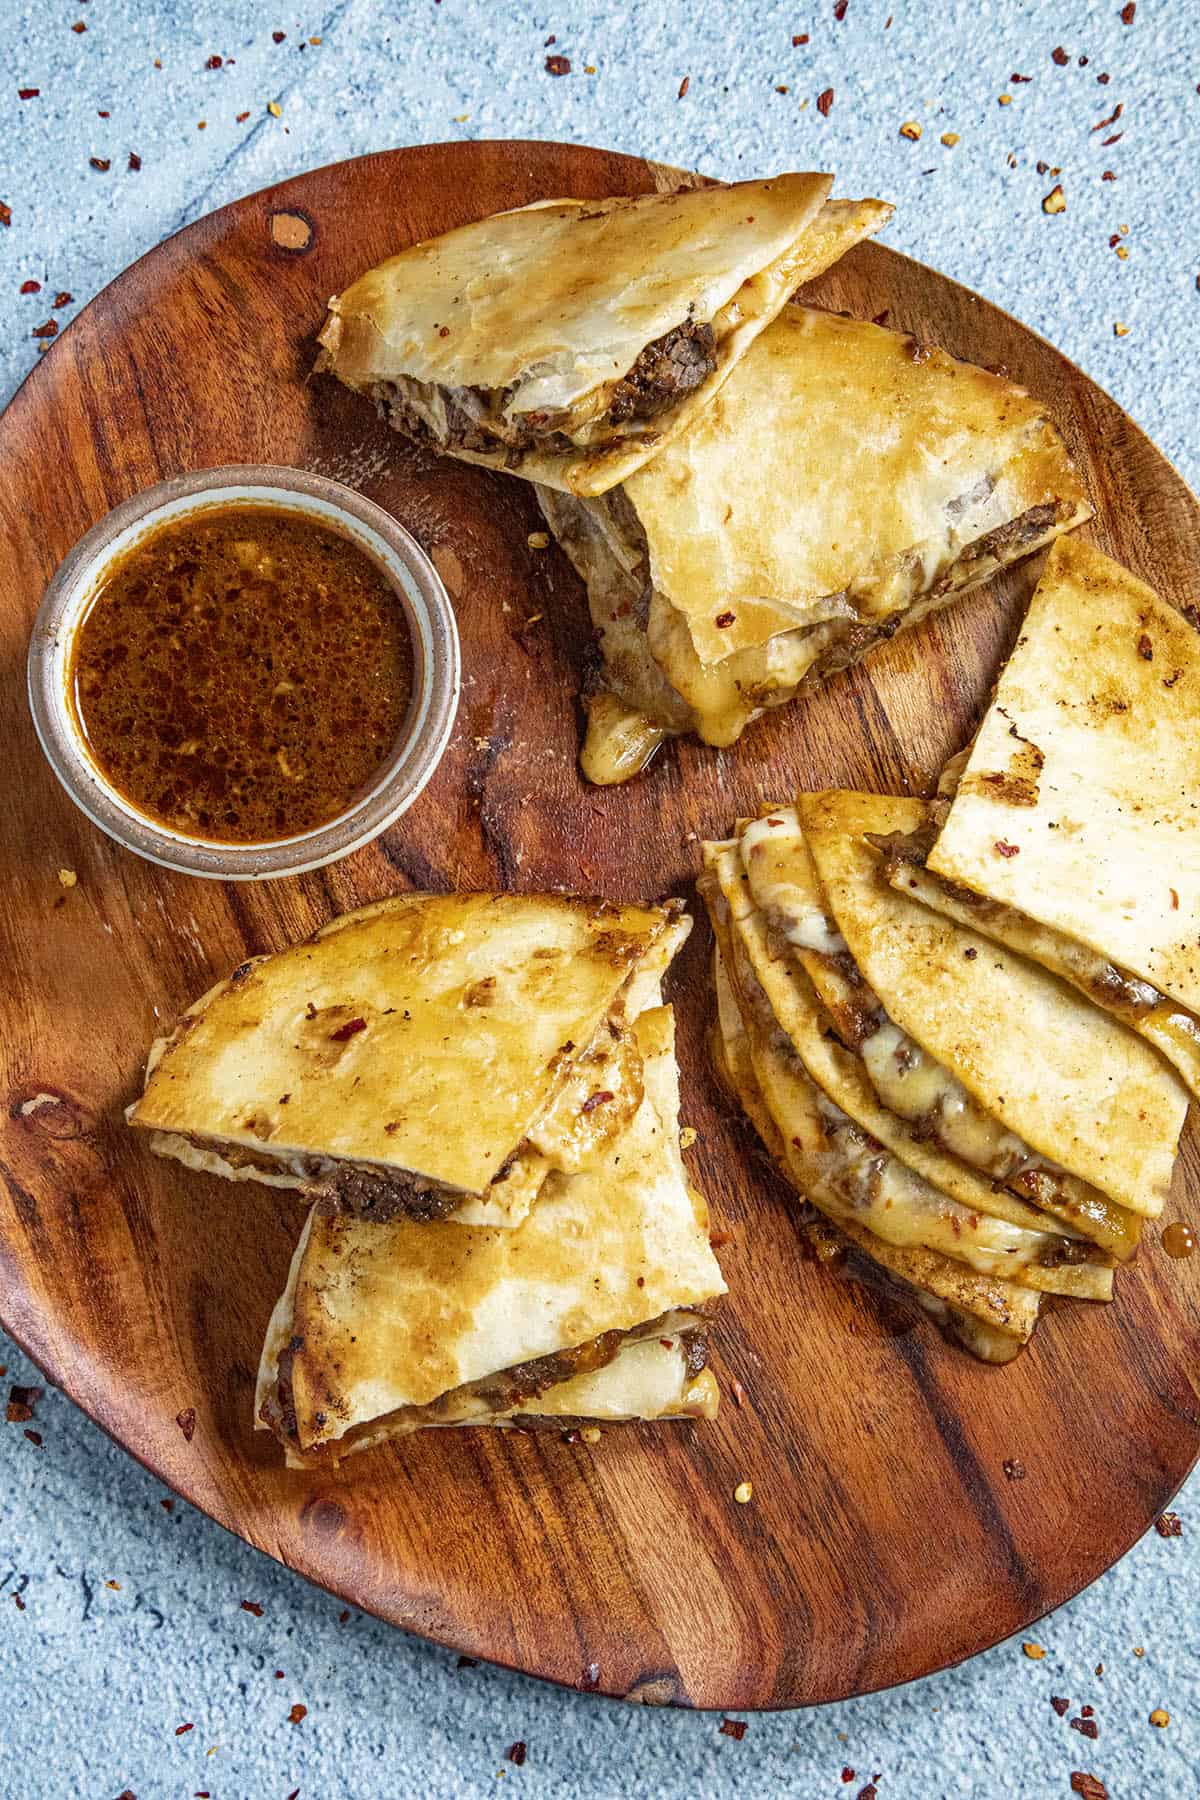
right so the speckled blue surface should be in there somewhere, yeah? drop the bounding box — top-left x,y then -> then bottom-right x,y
1,3 -> 1197,1796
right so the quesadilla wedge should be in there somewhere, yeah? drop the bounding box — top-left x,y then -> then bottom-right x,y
537,304 -> 1090,781
700,858 -> 1111,1298
919,536 -> 1200,1096
707,928 -> 1041,1359
316,176 -> 891,498
129,892 -> 688,1229
726,806 -> 1138,1258
256,1004 -> 725,1462
797,791 -> 1188,1222
704,829 -> 1114,1294
710,945 -> 1039,1362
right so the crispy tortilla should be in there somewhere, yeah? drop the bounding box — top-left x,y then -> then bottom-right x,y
707,927 -> 1041,1353
130,893 -> 685,1226
317,176 -> 891,497
726,807 -> 1139,1258
797,791 -> 1188,1218
928,534 -> 1200,1034
255,1005 -> 725,1459
703,861 -> 1111,1298
538,305 -> 1089,780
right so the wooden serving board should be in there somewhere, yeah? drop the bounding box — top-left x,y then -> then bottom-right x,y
2,140 -> 1199,1711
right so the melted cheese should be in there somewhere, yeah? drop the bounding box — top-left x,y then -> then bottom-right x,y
859,1017 -> 1030,1176
740,811 -> 848,952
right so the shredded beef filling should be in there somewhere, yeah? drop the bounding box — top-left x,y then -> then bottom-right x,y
373,319 -> 718,465
605,320 -> 718,423
315,1162 -> 463,1224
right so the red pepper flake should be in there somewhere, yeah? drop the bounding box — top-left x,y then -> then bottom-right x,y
0,202 -> 11,228
339,1608 -> 351,1623
53,291 -> 73,308
1137,632 -> 1153,660
719,1718 -> 747,1740
1155,1511 -> 1183,1537
90,156 -> 111,172
161,1498 -> 174,1512
1071,1717 -> 1099,1740
12,1593 -> 25,1611
287,1792 -> 300,1800
577,1662 -> 600,1690
272,30 -> 287,42
1010,71 -> 1032,82
72,19 -> 87,31
1102,169 -> 1117,180
235,111 -> 249,123
857,1787 -> 878,1800
1052,1695 -> 1071,1716
678,75 -> 690,99
98,108 -> 109,116
709,1229 -> 733,1248
1170,887 -> 1180,909
580,1089 -> 614,1114
288,1702 -> 307,1724
176,1406 -> 197,1442
842,1774 -> 856,1787
793,33 -> 809,45
715,610 -> 736,628
128,151 -> 142,170
24,1429 -> 43,1446
1080,1704 -> 1095,1718
731,1376 -> 746,1407
20,279 -> 41,294
545,54 -> 571,75
1003,1457 -> 1027,1479
241,1599 -> 264,1616
175,1722 -> 194,1736
1101,132 -> 1123,145
329,1017 -> 367,1041
833,0 -> 848,18
1071,1780 -> 1108,1800
456,1655 -> 478,1668
994,840 -> 1020,857
1098,71 -> 1111,83
506,1743 -> 527,1766
7,1384 -> 43,1421
1120,1 -> 1135,20
1092,102 -> 1123,132
1051,45 -> 1069,65
206,54 -> 223,69
18,88 -> 40,100
817,87 -> 835,116
275,1670 -> 285,1679
31,319 -> 57,339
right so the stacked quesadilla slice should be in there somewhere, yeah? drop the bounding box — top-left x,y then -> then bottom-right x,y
257,1002 -> 725,1462
317,174 -> 892,497
701,786 -> 1190,1359
129,893 -> 727,1460
129,892 -> 687,1229
539,305 -> 1091,782
883,537 -> 1200,1100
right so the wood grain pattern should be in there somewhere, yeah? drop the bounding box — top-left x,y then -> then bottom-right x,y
2,140 -> 1199,1710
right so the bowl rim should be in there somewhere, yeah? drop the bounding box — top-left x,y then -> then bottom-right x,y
26,464 -> 461,880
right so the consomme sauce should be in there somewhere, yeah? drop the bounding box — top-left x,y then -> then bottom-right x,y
69,504 -> 414,844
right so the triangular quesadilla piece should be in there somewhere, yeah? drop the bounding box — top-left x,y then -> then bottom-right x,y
922,536 -> 1200,1087
797,791 -> 1188,1220
538,303 -> 1090,781
707,931 -> 1041,1357
707,827 -> 1115,1287
702,861 -> 1111,1299
317,176 -> 891,497
129,893 -> 687,1229
256,1004 -> 726,1461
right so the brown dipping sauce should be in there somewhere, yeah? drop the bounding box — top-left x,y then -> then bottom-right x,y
69,504 -> 413,843
1161,1221 -> 1196,1261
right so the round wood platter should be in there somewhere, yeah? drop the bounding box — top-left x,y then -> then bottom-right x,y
2,140 -> 1199,1712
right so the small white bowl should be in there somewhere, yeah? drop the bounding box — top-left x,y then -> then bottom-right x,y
27,466 -> 460,880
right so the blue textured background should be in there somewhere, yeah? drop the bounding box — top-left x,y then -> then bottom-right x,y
1,3 -> 1197,1796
